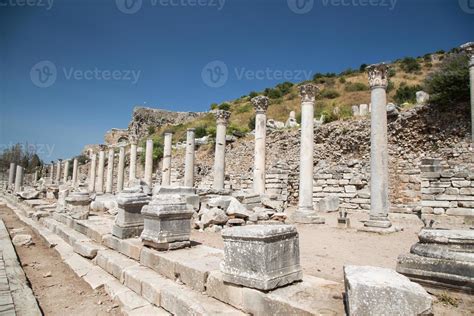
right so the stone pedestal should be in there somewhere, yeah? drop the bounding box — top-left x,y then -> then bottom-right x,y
144,139 -> 154,187
8,163 -> 15,189
65,191 -> 91,220
117,146 -> 125,192
221,225 -> 303,291
461,42 -> 474,142
396,229 -> 474,293
251,96 -> 269,195
129,140 -> 137,183
14,166 -> 23,193
293,84 -> 325,224
55,160 -> 61,183
184,129 -> 195,187
112,188 -> 151,239
162,133 -> 172,186
96,147 -> 105,194
140,194 -> 194,250
89,153 -> 97,192
106,148 -> 114,194
213,110 -> 231,190
63,160 -> 69,183
72,158 -> 78,187
362,63 -> 395,233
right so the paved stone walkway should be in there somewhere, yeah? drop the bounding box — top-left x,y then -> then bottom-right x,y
0,251 -> 15,315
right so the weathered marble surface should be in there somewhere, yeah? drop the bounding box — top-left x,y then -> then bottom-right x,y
112,188 -> 151,239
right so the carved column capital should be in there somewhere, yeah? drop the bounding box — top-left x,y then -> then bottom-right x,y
98,144 -> 107,151
461,42 -> 474,67
299,84 -> 318,103
215,110 -> 231,126
367,63 -> 389,89
251,96 -> 270,114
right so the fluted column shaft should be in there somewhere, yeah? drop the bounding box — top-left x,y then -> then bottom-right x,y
184,129 -> 195,187
89,154 -> 97,192
63,160 -> 69,183
97,149 -> 105,193
8,163 -> 15,188
129,142 -> 137,182
213,110 -> 231,190
144,139 -> 154,187
72,159 -> 78,186
252,96 -> 269,195
117,147 -> 125,192
162,133 -> 172,186
14,165 -> 23,193
106,148 -> 115,193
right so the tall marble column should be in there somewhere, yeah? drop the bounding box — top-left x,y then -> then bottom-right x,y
72,158 -> 78,187
97,146 -> 106,194
56,160 -> 61,183
363,63 -> 394,233
461,42 -> 474,142
213,110 -> 231,190
50,163 -> 54,182
63,160 -> 69,183
293,84 -> 325,224
129,138 -> 138,183
106,147 -> 115,194
14,165 -> 23,193
8,163 -> 15,189
117,146 -> 125,192
251,96 -> 269,195
161,133 -> 172,187
184,128 -> 195,187
33,170 -> 38,184
144,139 -> 154,187
88,153 -> 97,192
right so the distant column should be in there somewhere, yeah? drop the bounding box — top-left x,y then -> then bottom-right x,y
72,158 -> 78,186
129,139 -> 138,183
8,163 -> 15,189
117,146 -> 125,192
106,147 -> 115,194
184,129 -> 195,187
50,163 -> 54,182
161,133 -> 172,186
63,160 -> 69,183
461,42 -> 474,142
364,63 -> 394,232
97,146 -> 106,194
251,96 -> 269,195
144,139 -> 154,187
33,170 -> 38,184
213,110 -> 231,190
14,165 -> 23,193
55,160 -> 61,183
88,153 -> 97,192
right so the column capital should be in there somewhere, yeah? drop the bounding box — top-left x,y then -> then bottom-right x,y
98,144 -> 107,151
367,63 -> 389,89
251,96 -> 270,114
299,84 -> 318,103
460,42 -> 474,67
129,134 -> 138,145
215,110 -> 231,126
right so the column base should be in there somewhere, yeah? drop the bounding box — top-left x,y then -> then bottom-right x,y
292,208 -> 325,224
358,215 -> 398,234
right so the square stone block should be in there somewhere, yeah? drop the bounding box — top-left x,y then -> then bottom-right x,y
221,225 -> 303,291
112,189 -> 151,239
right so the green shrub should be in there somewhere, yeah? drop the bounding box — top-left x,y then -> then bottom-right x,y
400,57 -> 421,73
210,103 -> 218,110
388,68 -> 397,77
320,89 -> 340,99
359,64 -> 368,72
148,126 -> 156,135
394,84 -> 422,104
218,103 -> 231,111
340,68 -> 357,76
194,126 -> 207,138
344,82 -> 368,92
264,88 -> 283,99
386,81 -> 395,93
275,82 -> 294,95
424,53 -> 470,105
236,103 -> 252,113
249,91 -> 259,98
206,126 -> 217,138
248,116 -> 256,130
228,124 -> 249,137
423,54 -> 432,62
339,77 -> 346,84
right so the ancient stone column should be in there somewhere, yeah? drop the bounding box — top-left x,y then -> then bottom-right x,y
72,158 -> 78,187
63,160 -> 69,183
461,42 -> 474,142
293,84 -> 325,224
96,146 -> 106,194
364,63 -> 394,232
106,147 -> 115,194
55,160 -> 61,183
213,110 -> 231,190
251,96 -> 269,195
117,146 -> 125,192
162,133 -> 172,186
8,163 -> 15,189
184,128 -> 195,187
144,139 -> 154,187
33,170 -> 38,184
14,165 -> 23,193
50,163 -> 54,181
129,139 -> 138,183
88,153 -> 97,192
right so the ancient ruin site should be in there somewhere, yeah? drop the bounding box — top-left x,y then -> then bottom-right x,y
1,1 -> 473,315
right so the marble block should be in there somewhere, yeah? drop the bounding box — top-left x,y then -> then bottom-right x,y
65,191 -> 91,220
220,225 -> 303,291
112,188 -> 151,239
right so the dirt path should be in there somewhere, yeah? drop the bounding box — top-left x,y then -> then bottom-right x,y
0,205 -> 122,316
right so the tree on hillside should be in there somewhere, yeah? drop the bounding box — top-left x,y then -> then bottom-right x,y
0,143 -> 43,173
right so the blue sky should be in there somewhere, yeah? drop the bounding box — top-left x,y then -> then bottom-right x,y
0,0 -> 473,161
